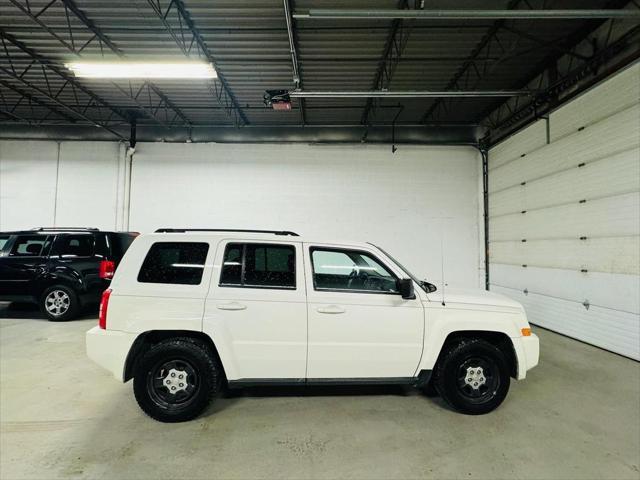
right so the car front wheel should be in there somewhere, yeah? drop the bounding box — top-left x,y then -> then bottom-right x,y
435,338 -> 510,415
133,338 -> 220,423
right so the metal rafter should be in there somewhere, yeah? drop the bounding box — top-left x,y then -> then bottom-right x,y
59,0 -> 191,126
482,16 -> 640,145
361,0 -> 411,126
0,29 -> 130,125
0,69 -> 126,139
146,0 -> 249,126
420,0 -> 525,123
0,79 -> 77,123
7,0 -> 190,128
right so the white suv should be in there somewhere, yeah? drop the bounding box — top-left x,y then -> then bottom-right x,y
86,229 -> 539,423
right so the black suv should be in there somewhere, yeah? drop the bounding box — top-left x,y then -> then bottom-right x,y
0,228 -> 138,321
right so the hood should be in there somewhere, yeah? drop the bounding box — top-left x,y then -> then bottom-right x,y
429,287 -> 524,312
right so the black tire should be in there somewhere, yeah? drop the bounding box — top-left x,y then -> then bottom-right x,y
133,338 -> 220,423
39,285 -> 79,321
435,338 -> 510,415
421,381 -> 439,397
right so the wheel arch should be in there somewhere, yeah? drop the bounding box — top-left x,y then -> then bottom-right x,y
124,330 -> 226,383
432,330 -> 518,379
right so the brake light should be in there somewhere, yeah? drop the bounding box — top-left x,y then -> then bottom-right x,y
99,260 -> 115,279
99,289 -> 112,329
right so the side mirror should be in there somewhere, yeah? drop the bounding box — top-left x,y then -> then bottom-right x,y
424,282 -> 437,293
397,278 -> 415,300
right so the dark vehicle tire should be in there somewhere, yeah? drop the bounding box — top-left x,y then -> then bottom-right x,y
435,338 -> 510,415
133,338 -> 220,423
40,285 -> 80,321
421,381 -> 439,397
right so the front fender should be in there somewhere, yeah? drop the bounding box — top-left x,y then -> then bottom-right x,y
417,302 -> 525,375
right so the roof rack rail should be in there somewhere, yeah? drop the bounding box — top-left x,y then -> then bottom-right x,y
155,228 -> 300,237
32,227 -> 99,231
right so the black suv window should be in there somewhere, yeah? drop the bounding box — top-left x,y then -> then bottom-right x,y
53,235 -> 94,257
220,243 -> 295,289
0,235 -> 10,251
10,235 -> 50,257
138,242 -> 209,285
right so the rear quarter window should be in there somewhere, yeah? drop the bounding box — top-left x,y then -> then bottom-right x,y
138,242 -> 209,285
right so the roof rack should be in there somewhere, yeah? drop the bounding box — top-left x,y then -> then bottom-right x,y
155,228 -> 300,237
32,227 -> 99,231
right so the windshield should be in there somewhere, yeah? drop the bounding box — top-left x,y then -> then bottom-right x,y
371,243 -> 433,293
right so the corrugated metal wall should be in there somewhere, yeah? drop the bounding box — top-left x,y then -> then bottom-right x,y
488,63 -> 640,360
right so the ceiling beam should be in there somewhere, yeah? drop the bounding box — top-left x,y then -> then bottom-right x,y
0,29 -> 130,123
0,68 -> 127,140
420,0 -> 524,124
146,0 -> 249,126
361,0 -> 412,126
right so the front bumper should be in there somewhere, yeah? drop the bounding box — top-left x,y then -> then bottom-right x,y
512,333 -> 540,380
86,326 -> 138,382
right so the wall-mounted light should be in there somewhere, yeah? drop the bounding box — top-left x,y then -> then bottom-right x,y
65,62 -> 217,79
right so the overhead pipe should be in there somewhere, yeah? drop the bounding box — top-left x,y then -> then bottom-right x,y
294,9 -> 640,20
288,90 -> 532,98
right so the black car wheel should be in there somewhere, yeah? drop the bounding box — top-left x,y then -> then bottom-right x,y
133,338 -> 220,423
40,285 -> 79,321
435,338 -> 510,415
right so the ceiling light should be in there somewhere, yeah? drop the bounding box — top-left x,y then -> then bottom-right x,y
65,62 -> 217,79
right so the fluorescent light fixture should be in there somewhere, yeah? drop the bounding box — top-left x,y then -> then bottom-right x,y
65,62 -> 217,79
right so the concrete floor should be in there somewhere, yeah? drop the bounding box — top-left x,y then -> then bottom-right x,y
0,302 -> 639,480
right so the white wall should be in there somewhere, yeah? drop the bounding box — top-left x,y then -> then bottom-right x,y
0,141 -> 482,289
0,140 -> 126,231
488,62 -> 640,360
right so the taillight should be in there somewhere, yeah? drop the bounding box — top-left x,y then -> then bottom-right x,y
99,288 -> 112,329
99,259 -> 115,279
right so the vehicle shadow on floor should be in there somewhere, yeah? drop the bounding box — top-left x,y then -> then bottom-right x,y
203,384 -> 451,417
0,301 -> 97,321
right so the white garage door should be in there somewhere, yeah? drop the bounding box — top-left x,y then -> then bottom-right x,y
488,63 -> 640,360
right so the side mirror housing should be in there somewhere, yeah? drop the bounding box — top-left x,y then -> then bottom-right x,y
397,278 -> 415,300
424,282 -> 437,293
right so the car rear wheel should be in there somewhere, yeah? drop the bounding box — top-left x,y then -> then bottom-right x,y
133,338 -> 220,423
40,285 -> 79,321
435,338 -> 510,415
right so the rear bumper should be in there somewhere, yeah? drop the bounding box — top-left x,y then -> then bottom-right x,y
86,326 -> 138,382
512,333 -> 540,380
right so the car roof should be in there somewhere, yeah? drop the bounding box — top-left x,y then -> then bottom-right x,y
142,231 -> 373,250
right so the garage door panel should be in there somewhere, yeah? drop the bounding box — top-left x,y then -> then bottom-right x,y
489,147 -> 640,217
491,263 -> 640,314
490,105 -> 640,193
550,63 -> 640,142
490,236 -> 640,275
488,119 -> 547,171
490,192 -> 640,241
491,285 -> 640,360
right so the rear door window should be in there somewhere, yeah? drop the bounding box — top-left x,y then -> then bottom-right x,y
138,242 -> 209,285
10,235 -> 51,257
220,243 -> 296,289
52,235 -> 94,257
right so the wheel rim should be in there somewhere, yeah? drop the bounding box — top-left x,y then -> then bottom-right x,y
456,356 -> 500,404
147,358 -> 199,408
45,290 -> 70,316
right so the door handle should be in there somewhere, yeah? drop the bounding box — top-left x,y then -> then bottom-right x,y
216,302 -> 247,311
317,305 -> 346,314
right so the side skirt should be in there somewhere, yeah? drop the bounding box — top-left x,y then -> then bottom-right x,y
227,370 -> 432,389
